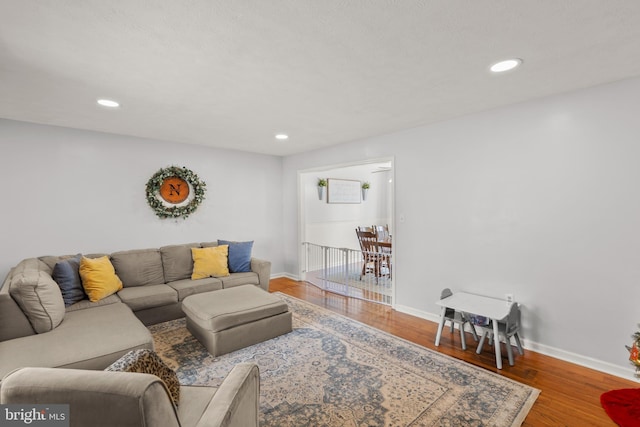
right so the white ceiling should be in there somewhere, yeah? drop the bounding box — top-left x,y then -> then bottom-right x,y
1,1 -> 640,156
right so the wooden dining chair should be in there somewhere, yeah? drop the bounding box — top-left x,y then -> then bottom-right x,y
373,225 -> 392,272
355,230 -> 390,279
372,225 -> 390,241
377,240 -> 392,276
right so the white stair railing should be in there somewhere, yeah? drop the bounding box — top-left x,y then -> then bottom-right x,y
302,242 -> 392,305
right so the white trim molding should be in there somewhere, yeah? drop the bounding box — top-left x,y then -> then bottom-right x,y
271,272 -> 299,280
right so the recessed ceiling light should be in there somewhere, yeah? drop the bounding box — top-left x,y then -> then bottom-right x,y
97,99 -> 120,108
275,134 -> 289,140
490,58 -> 522,73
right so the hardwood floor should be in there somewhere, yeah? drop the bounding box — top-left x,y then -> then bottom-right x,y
269,277 -> 636,426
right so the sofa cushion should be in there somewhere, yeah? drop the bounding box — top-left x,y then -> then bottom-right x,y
40,254 -> 106,272
52,254 -> 86,306
167,277 -> 223,301
38,255 -> 62,272
160,243 -> 201,282
9,258 -> 65,334
106,349 -> 180,406
217,240 -> 254,273
220,273 -> 260,289
65,294 -> 121,312
0,302 -> 154,378
177,386 -> 217,427
117,285 -> 178,311
191,246 -> 230,279
79,256 -> 123,302
111,249 -> 164,287
39,254 -> 74,273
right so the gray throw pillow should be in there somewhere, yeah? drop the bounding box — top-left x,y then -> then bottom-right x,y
52,254 -> 86,306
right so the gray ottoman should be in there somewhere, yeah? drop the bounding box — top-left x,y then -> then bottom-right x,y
182,285 -> 292,356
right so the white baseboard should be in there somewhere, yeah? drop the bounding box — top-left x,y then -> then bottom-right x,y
395,304 -> 639,382
524,340 -> 638,381
270,272 -> 299,280
395,304 -> 441,323
273,285 -> 638,381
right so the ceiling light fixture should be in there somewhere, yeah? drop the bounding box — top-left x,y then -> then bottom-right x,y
97,98 -> 120,108
275,134 -> 289,140
490,58 -> 522,73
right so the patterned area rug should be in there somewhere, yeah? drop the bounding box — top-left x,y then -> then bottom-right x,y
150,294 -> 539,426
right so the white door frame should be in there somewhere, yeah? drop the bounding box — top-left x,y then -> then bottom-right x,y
296,156 -> 395,307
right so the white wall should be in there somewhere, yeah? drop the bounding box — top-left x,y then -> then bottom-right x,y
302,163 -> 392,251
3,75 -> 640,378
283,76 -> 640,378
0,119 -> 284,279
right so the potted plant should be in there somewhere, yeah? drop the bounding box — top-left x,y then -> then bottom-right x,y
317,178 -> 327,200
361,181 -> 370,201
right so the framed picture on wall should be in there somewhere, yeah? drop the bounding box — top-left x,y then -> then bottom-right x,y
327,179 -> 361,204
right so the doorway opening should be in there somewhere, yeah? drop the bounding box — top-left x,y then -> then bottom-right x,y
297,158 -> 394,305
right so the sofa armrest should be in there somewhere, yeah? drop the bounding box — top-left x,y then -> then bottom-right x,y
250,258 -> 271,291
1,367 -> 180,426
194,363 -> 260,427
0,269 -> 35,342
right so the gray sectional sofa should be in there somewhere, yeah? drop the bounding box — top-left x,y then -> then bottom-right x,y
2,364 -> 260,427
0,241 -> 271,379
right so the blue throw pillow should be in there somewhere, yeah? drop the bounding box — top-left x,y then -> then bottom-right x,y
52,254 -> 87,306
217,240 -> 253,273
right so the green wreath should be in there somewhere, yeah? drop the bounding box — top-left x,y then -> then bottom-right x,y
145,166 -> 206,219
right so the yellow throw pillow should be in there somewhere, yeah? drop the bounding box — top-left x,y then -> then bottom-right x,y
79,256 -> 123,302
191,246 -> 230,279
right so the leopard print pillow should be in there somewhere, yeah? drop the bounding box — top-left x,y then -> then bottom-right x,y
105,349 -> 180,406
